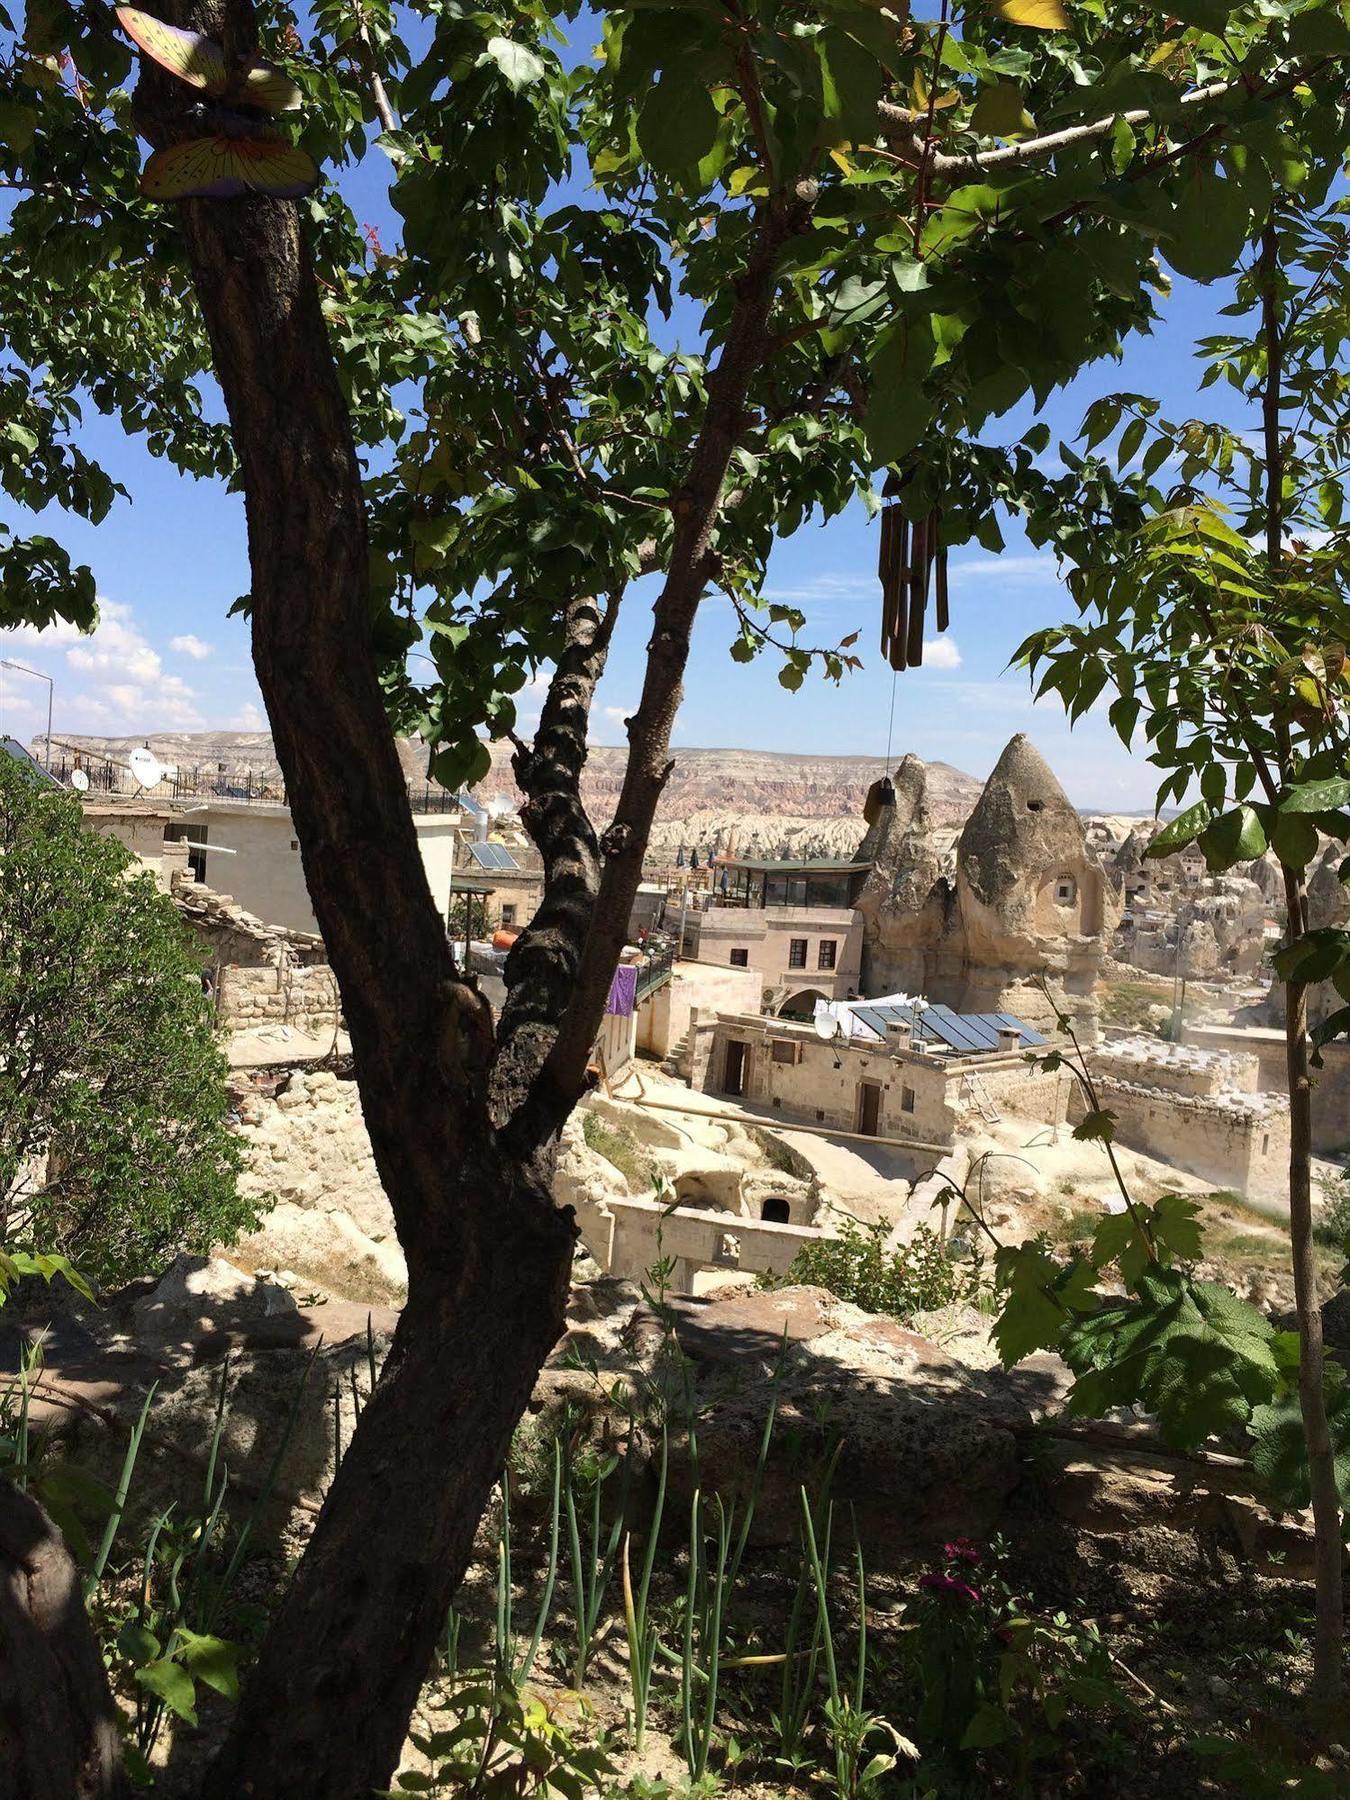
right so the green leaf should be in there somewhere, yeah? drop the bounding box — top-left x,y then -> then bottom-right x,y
637,68 -> 718,177
970,80 -> 1026,139
992,1243 -> 1096,1365
135,1658 -> 198,1725
117,1622 -> 162,1666
817,29 -> 883,145
960,1702 -> 1012,1749
1145,800 -> 1213,857
863,316 -> 935,465
176,1628 -> 243,1701
482,36 -> 546,92
1283,778 -> 1350,813
1161,163 -> 1252,285
1272,809 -> 1319,871
1073,1108 -> 1117,1144
1198,805 -> 1267,871
1250,1382 -> 1350,1511
0,99 -> 37,155
1062,1271 -> 1278,1450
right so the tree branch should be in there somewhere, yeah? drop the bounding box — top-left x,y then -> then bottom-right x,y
491,590 -> 618,1128
527,183 -> 818,1127
877,67 -> 1311,182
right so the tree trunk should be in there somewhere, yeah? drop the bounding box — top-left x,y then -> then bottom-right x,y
1261,220 -> 1344,1710
1282,877 -> 1344,1707
201,1160 -> 572,1799
0,1478 -> 127,1800
129,19 -> 578,1796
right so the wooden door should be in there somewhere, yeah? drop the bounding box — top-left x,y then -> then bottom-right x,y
857,1080 -> 882,1136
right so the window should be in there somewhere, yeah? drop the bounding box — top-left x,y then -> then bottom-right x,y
1054,875 -> 1076,905
818,939 -> 838,970
901,1085 -> 916,1114
500,904 -> 517,927
729,947 -> 749,967
290,839 -> 299,851
788,937 -> 808,969
770,1039 -> 799,1066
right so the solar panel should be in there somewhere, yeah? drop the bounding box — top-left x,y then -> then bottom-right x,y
842,999 -> 1046,1054
849,1006 -> 892,1041
468,841 -> 520,871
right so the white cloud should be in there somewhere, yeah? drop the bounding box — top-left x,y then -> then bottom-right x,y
231,702 -> 266,730
948,552 -> 1063,584
761,571 -> 877,606
601,704 -> 633,725
170,634 -> 215,661
0,598 -> 205,734
923,638 -> 962,670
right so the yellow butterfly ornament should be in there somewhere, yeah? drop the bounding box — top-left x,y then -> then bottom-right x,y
115,5 -> 320,200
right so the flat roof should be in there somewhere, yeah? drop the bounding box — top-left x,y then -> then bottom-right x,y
723,857 -> 872,874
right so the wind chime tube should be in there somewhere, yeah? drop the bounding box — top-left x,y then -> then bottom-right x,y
906,513 -> 928,667
891,511 -> 910,670
878,505 -> 895,661
935,541 -> 950,635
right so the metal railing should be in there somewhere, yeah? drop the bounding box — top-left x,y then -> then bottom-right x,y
48,754 -> 467,816
635,945 -> 676,1001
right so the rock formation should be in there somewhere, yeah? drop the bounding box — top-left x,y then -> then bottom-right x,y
854,735 -> 1118,1033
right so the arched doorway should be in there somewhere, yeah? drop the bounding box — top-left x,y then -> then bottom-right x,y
761,1196 -> 791,1224
776,987 -> 828,1021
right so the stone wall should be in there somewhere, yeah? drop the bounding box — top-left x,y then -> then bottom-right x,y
173,869 -> 328,971
1183,1023 -> 1350,1155
1090,1037 -> 1260,1100
636,959 -> 764,1062
1069,1075 -> 1289,1204
601,1193 -> 822,1289
217,963 -> 342,1032
229,1069 -> 405,1302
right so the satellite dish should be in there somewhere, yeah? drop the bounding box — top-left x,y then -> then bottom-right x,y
813,1010 -> 840,1042
129,747 -> 163,790
70,768 -> 89,793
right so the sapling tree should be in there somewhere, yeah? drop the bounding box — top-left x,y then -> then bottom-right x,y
1015,190 -> 1350,1706
0,756 -> 250,1286
2,0 -> 1349,1787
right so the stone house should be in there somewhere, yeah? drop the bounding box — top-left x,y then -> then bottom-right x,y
690,1007 -> 1069,1168
680,855 -> 867,1017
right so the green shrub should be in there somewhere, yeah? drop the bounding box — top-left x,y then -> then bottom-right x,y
0,757 -> 256,1286
763,1218 -> 969,1320
581,1110 -> 654,1192
1314,1172 -> 1350,1248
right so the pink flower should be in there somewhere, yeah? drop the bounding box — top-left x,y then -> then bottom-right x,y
943,1537 -> 981,1567
918,1572 -> 982,1605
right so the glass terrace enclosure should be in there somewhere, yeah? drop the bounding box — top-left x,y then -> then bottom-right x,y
713,857 -> 872,910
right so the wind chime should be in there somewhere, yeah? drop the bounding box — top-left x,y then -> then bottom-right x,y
877,469 -> 950,671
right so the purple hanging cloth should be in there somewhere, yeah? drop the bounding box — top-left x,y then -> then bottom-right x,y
605,963 -> 639,1017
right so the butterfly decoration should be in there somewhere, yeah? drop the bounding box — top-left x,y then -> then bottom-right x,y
878,467 -> 950,673
115,5 -> 319,201
140,133 -> 320,200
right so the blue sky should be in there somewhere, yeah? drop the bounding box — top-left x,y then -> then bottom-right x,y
0,32 -> 1254,813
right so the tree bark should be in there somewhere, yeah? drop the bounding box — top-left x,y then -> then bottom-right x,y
539,186 -> 816,1119
0,1478 -> 127,1800
1282,930 -> 1345,1706
120,10 -> 816,1792
127,9 -> 577,1797
1261,219 -> 1343,1708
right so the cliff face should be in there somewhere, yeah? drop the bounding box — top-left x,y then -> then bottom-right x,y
47,732 -> 983,861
